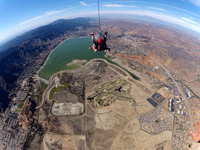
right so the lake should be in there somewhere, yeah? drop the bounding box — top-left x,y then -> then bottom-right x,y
38,37 -> 106,79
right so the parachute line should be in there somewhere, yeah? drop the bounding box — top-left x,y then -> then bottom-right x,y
98,0 -> 101,31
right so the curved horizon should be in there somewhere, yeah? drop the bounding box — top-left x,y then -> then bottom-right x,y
1,0 -> 200,45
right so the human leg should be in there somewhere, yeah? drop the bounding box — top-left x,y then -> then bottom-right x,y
90,32 -> 96,43
91,44 -> 97,52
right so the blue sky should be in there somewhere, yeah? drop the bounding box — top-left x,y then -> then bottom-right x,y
1,0 -> 200,45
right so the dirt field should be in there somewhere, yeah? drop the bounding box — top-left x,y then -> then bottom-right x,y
157,87 -> 170,98
37,59 -> 174,150
43,133 -> 86,150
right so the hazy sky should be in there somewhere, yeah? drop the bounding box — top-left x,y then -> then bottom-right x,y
1,0 -> 200,45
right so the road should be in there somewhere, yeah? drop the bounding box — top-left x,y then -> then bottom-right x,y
130,38 -> 194,133
35,74 -> 56,109
36,58 -> 106,109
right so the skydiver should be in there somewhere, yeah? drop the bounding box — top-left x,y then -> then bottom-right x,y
89,32 -> 110,52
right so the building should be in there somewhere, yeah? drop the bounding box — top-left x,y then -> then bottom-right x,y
186,89 -> 191,98
175,98 -> 181,103
10,104 -> 19,113
165,86 -> 169,90
165,72 -> 169,78
15,90 -> 28,102
155,66 -> 160,70
0,113 -> 27,149
152,92 -> 165,103
146,98 -> 158,107
169,98 -> 175,112
183,87 -> 191,98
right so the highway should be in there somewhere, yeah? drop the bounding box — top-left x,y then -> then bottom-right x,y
130,38 -> 194,133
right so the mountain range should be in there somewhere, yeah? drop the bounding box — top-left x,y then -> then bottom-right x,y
0,17 -> 96,111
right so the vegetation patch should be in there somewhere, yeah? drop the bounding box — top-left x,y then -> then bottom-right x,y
16,104 -> 23,112
40,81 -> 49,90
67,64 -> 80,69
155,119 -> 160,123
49,83 -> 70,100
98,99 -> 104,106
106,55 -> 113,59
105,57 -> 140,80
57,74 -> 61,79
18,104 -> 23,109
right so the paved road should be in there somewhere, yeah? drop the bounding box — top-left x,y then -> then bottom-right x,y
131,38 -> 194,133
36,58 -> 106,109
36,74 -> 56,109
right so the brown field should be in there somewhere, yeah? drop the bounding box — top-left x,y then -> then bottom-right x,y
43,133 -> 86,150
35,18 -> 200,148
102,20 -> 200,97
157,87 -> 170,98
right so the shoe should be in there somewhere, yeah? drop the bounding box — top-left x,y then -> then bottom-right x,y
94,49 -> 97,52
89,32 -> 94,35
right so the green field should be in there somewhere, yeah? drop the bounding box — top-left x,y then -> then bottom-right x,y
49,83 -> 70,100
67,64 -> 80,69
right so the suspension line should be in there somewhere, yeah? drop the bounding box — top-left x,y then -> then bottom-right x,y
98,0 -> 101,31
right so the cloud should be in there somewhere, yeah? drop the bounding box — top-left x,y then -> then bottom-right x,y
19,6 -> 81,26
45,9 -> 66,16
188,0 -> 200,6
100,10 -> 200,33
103,4 -> 136,7
3,10 -> 200,45
80,1 -> 90,7
148,7 -> 167,12
115,1 -> 200,18
19,16 -> 44,25
181,17 -> 197,24
188,16 -> 195,20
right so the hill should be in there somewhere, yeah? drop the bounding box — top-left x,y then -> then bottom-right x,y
101,20 -> 200,96
0,17 -> 97,111
0,17 -> 94,55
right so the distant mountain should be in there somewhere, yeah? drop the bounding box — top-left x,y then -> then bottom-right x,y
0,17 -> 95,60
0,86 -> 10,111
103,14 -> 200,39
23,17 -> 94,40
0,17 -> 95,53
0,17 -> 96,112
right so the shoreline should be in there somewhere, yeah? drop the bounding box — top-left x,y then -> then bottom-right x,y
37,36 -> 90,79
36,38 -> 68,76
36,58 -> 140,109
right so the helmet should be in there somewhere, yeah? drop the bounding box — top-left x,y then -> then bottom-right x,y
98,38 -> 103,44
